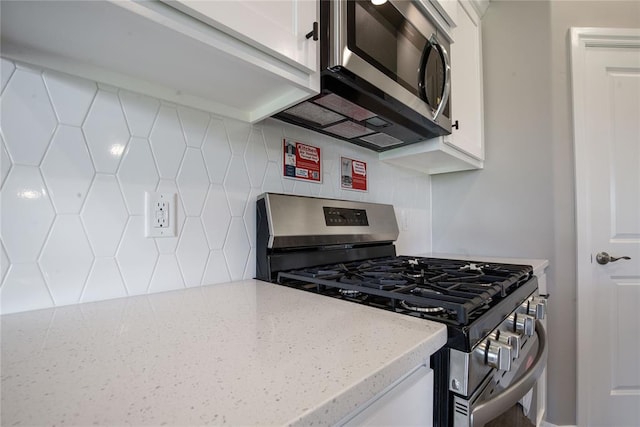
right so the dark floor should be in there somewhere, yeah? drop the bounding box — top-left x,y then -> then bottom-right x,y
485,404 -> 535,427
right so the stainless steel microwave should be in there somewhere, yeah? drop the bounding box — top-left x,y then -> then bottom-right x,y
274,0 -> 452,152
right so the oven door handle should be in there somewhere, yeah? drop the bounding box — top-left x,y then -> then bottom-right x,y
471,320 -> 548,427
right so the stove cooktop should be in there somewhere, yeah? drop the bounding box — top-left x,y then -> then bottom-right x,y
275,256 -> 537,351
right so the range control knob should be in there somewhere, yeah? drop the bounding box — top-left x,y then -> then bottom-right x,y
524,296 -> 547,320
490,330 -> 521,358
480,339 -> 512,371
508,313 -> 535,336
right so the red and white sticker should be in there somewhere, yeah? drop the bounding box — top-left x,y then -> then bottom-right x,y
283,139 -> 321,183
340,156 -> 367,192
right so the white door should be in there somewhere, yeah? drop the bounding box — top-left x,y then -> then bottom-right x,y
572,28 -> 640,427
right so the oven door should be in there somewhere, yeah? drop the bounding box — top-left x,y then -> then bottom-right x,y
453,321 -> 548,427
328,0 -> 451,127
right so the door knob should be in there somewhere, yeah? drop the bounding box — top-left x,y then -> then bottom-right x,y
596,252 -> 631,265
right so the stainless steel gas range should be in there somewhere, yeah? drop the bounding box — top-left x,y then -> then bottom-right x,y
256,193 -> 547,427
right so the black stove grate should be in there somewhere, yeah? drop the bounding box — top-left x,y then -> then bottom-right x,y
276,256 -> 533,327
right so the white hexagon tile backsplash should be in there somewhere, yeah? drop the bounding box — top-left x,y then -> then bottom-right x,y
0,57 -> 432,314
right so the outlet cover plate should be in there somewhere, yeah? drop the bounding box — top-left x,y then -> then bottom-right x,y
145,192 -> 177,237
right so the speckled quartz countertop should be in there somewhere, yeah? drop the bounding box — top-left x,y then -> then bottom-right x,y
1,279 -> 447,426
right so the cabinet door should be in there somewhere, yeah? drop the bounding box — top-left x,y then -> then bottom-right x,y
163,0 -> 318,73
340,366 -> 433,426
446,1 -> 484,160
431,0 -> 458,26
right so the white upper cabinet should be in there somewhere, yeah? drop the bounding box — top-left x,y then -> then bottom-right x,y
0,0 -> 320,123
163,1 -> 318,73
430,0 -> 458,28
443,0 -> 484,161
380,0 -> 485,175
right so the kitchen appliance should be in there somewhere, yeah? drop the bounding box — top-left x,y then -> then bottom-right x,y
273,0 -> 452,152
256,193 -> 548,426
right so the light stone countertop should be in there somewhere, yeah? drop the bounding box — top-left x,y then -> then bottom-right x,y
1,279 -> 447,426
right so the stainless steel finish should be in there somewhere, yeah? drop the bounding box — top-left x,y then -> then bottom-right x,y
596,251 -> 631,265
450,348 -> 472,395
259,193 -> 399,249
329,0 -> 344,69
429,33 -> 451,121
508,313 -> 535,337
470,321 -> 548,427
450,313 -> 536,396
329,0 -> 451,130
481,340 -> 511,371
453,321 -> 548,427
450,340 -> 513,396
524,296 -> 546,320
490,330 -> 521,359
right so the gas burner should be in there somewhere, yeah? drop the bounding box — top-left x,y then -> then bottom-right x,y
339,288 -> 362,298
460,263 -> 485,272
400,300 -> 446,314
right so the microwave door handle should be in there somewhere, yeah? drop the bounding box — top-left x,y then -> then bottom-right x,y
417,39 -> 430,110
430,34 -> 451,121
418,34 -> 451,121
470,320 -> 549,427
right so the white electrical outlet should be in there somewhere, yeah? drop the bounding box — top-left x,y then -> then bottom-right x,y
145,192 -> 177,237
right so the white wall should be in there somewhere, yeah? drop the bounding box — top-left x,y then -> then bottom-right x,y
431,1 -> 640,425
0,58 -> 432,315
